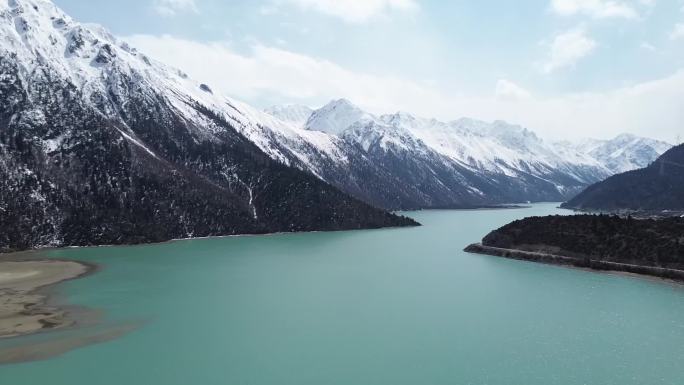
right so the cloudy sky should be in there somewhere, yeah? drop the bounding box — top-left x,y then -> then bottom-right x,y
57,0 -> 684,141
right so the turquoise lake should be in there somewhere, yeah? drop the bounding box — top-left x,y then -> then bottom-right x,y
2,203 -> 684,384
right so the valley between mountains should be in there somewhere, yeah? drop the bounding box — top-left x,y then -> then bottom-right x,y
0,0 -> 672,252
264,100 -> 671,210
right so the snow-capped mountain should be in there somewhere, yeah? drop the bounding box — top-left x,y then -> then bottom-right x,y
263,104 -> 313,127
0,0 -> 415,252
375,114 -> 607,180
570,134 -> 672,174
563,144 -> 684,211
1,0 -> 670,252
258,99 -> 671,210
306,98 -> 374,136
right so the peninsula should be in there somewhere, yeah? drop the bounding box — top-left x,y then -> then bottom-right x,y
465,214 -> 684,281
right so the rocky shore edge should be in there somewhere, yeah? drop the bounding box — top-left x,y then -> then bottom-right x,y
464,243 -> 684,283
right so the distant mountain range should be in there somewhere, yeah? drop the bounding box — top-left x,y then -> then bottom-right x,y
0,0 -> 416,252
563,144 -> 684,212
262,100 -> 671,209
554,134 -> 672,174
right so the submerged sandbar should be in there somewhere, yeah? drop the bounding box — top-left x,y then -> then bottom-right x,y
0,260 -> 91,338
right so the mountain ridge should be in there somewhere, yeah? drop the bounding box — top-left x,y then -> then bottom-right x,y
262,100 -> 671,209
0,0 -> 417,253
562,144 -> 684,212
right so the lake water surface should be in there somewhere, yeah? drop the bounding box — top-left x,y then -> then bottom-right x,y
2,203 -> 684,384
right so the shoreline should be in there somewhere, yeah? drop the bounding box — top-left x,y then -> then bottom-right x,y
0,220 -> 420,258
560,206 -> 684,219
408,204 -> 536,212
0,204 -> 555,258
464,243 -> 684,284
0,260 -> 95,339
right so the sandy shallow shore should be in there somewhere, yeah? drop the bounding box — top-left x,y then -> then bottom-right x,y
0,260 -> 91,338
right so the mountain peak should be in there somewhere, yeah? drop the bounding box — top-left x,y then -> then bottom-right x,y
264,104 -> 313,127
305,98 -> 373,136
379,111 -> 418,127
1,0 -> 416,252
326,98 -> 356,108
570,134 -> 674,174
614,133 -> 637,141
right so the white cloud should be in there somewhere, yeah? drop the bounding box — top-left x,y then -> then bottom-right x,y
550,0 -> 641,19
541,28 -> 597,73
124,34 -> 683,142
671,23 -> 684,40
495,79 -> 532,100
639,41 -> 657,51
153,0 -> 198,17
271,0 -> 419,23
125,34 -> 434,112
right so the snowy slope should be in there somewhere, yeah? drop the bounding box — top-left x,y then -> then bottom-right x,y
3,0 -> 667,218
0,0 -> 414,251
581,134 -> 672,173
379,114 -> 608,181
0,0 -> 336,172
557,135 -> 672,173
263,104 -> 313,127
259,99 -> 670,209
305,99 -> 374,136
0,0 -> 344,168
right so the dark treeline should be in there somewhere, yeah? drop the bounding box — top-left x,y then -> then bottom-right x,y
563,144 -> 684,211
0,53 -> 417,254
482,215 -> 684,270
